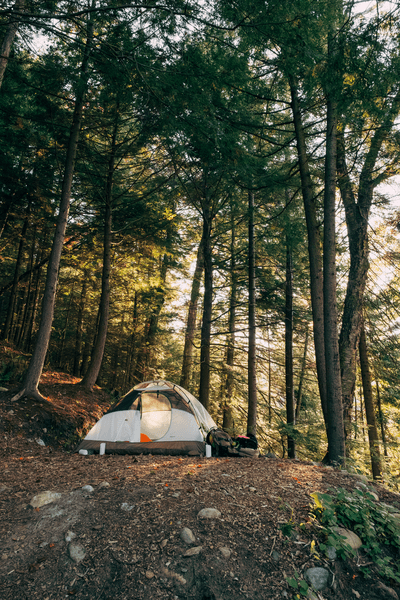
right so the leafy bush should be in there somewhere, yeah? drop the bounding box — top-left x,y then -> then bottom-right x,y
311,488 -> 400,582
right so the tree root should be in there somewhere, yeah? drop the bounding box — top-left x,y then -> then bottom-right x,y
11,386 -> 54,406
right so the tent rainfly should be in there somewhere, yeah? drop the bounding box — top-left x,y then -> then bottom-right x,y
77,380 -> 217,456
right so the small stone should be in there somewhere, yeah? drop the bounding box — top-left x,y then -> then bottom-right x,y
7,410 -> 14,415
35,438 -> 46,446
183,546 -> 203,557
65,531 -> 76,543
365,490 -> 379,501
271,550 -> 280,561
219,546 -> 231,558
68,543 -> 86,563
98,482 -> 110,489
326,545 -> 337,560
304,566 -> 330,591
197,508 -> 221,519
30,491 -> 62,508
146,570 -> 155,579
160,539 -> 168,549
354,473 -> 369,484
121,503 -> 134,511
81,485 -> 94,493
180,528 -> 196,545
249,487 -> 256,492
335,527 -> 362,550
265,452 -> 277,459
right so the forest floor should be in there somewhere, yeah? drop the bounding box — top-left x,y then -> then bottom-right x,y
1,345 -> 400,600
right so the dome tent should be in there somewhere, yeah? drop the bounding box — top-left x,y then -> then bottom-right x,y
77,380 -> 217,456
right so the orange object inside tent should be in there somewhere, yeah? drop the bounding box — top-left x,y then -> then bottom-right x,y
140,433 -> 152,442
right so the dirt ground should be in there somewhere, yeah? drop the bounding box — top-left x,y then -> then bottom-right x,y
1,362 -> 400,599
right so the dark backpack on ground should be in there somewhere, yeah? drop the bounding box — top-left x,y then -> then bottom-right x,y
206,429 -> 234,456
207,429 -> 259,458
234,433 -> 258,450
232,433 -> 259,457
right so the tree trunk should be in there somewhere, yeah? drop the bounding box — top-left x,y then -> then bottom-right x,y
125,292 -> 138,388
285,232 -> 295,458
359,323 -> 382,479
23,241 -> 44,352
80,104 -> 118,391
16,225 -> 36,347
296,325 -> 309,421
110,315 -> 124,390
267,324 -> 272,425
0,0 -> 24,89
247,190 -> 257,436
2,216 -> 28,340
198,196 -> 213,411
57,285 -> 74,369
337,89 -> 400,429
336,132 -> 370,430
132,256 -> 169,383
375,379 -> 388,458
222,208 -> 237,435
290,79 -> 328,430
323,95 -> 345,465
12,12 -> 94,402
180,236 -> 204,391
73,276 -> 88,377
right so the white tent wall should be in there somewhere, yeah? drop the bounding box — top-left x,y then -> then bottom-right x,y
85,411 -> 141,443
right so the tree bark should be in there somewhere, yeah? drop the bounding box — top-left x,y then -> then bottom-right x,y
296,325 -> 309,421
285,232 -> 295,458
57,285 -> 74,369
247,190 -> 257,436
0,0 -> 24,89
359,323 -> 382,479
11,11 -> 94,402
375,379 -> 388,458
15,225 -> 36,348
198,196 -> 213,411
290,79 -> 328,430
180,236 -> 204,391
323,95 -> 345,465
73,276 -> 88,377
222,208 -> 237,435
2,216 -> 28,340
337,89 -> 400,428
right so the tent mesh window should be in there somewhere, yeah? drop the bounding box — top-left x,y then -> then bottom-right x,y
140,393 -> 172,440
